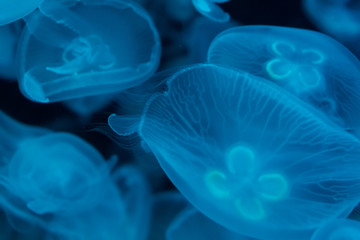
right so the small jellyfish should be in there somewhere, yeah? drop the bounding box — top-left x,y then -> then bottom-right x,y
184,16 -> 237,63
192,0 -> 231,22
147,191 -> 191,240
0,111 -> 150,240
302,0 -> 360,59
311,218 -> 360,240
109,64 -> 360,239
303,0 -> 360,43
0,0 -> 44,26
207,25 -> 360,137
17,0 -> 161,103
167,207 -> 255,240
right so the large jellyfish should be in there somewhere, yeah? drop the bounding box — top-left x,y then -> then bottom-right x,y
311,218 -> 360,240
17,0 -> 161,103
207,25 -> 360,137
0,0 -> 44,26
109,64 -> 360,239
0,111 -> 150,240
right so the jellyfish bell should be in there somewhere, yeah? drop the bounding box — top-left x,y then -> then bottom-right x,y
109,64 -> 360,239
207,25 -> 360,138
311,218 -> 360,240
17,0 -> 161,103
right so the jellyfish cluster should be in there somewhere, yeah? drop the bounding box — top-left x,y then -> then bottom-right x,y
1,0 -> 360,239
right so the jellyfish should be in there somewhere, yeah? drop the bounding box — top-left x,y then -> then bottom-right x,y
0,0 -> 44,26
207,25 -> 360,137
63,93 -> 113,119
302,0 -> 360,59
167,208 -> 256,240
311,218 -> 360,240
147,191 -> 190,240
17,0 -> 161,103
184,16 -> 237,63
109,64 -> 360,239
192,0 -> 231,22
0,20 -> 23,81
0,111 -> 150,240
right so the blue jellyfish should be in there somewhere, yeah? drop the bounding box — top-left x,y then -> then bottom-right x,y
109,64 -> 360,240
0,20 -> 23,81
311,218 -> 360,240
207,25 -> 360,137
167,208 -> 255,240
0,0 -> 44,26
184,16 -> 237,63
17,0 -> 161,103
147,191 -> 191,240
0,111 -> 150,240
302,0 -> 360,43
192,0 -> 231,22
63,93 -> 113,119
302,0 -> 360,59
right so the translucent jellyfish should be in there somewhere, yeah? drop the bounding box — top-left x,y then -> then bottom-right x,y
147,191 -> 190,240
109,64 -> 360,239
167,208 -> 255,240
184,16 -> 237,63
0,20 -> 23,81
302,0 -> 360,58
311,218 -> 360,240
0,111 -> 150,240
0,0 -> 44,26
63,94 -> 113,119
17,0 -> 161,103
302,0 -> 360,43
192,0 -> 231,22
207,25 -> 360,137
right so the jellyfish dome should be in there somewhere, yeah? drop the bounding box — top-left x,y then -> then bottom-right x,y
311,218 -> 360,240
0,111 -> 150,240
109,64 -> 360,239
17,0 -> 161,103
207,25 -> 360,137
0,0 -> 44,26
192,0 -> 231,22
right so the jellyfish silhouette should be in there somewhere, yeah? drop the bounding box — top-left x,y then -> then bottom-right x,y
109,64 -> 360,240
0,0 -> 44,26
17,0 -> 161,103
0,111 -> 150,240
192,0 -> 231,22
207,25 -> 360,137
311,218 -> 360,240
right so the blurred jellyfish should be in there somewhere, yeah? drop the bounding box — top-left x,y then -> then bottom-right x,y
17,0 -> 161,103
192,0 -> 231,22
311,218 -> 360,240
147,191 -> 190,240
63,94 -> 113,119
109,64 -> 360,239
0,0 -> 44,26
0,20 -> 23,81
207,25 -> 360,137
303,0 -> 360,59
184,16 -> 237,63
0,111 -> 150,240
167,207 -> 255,240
